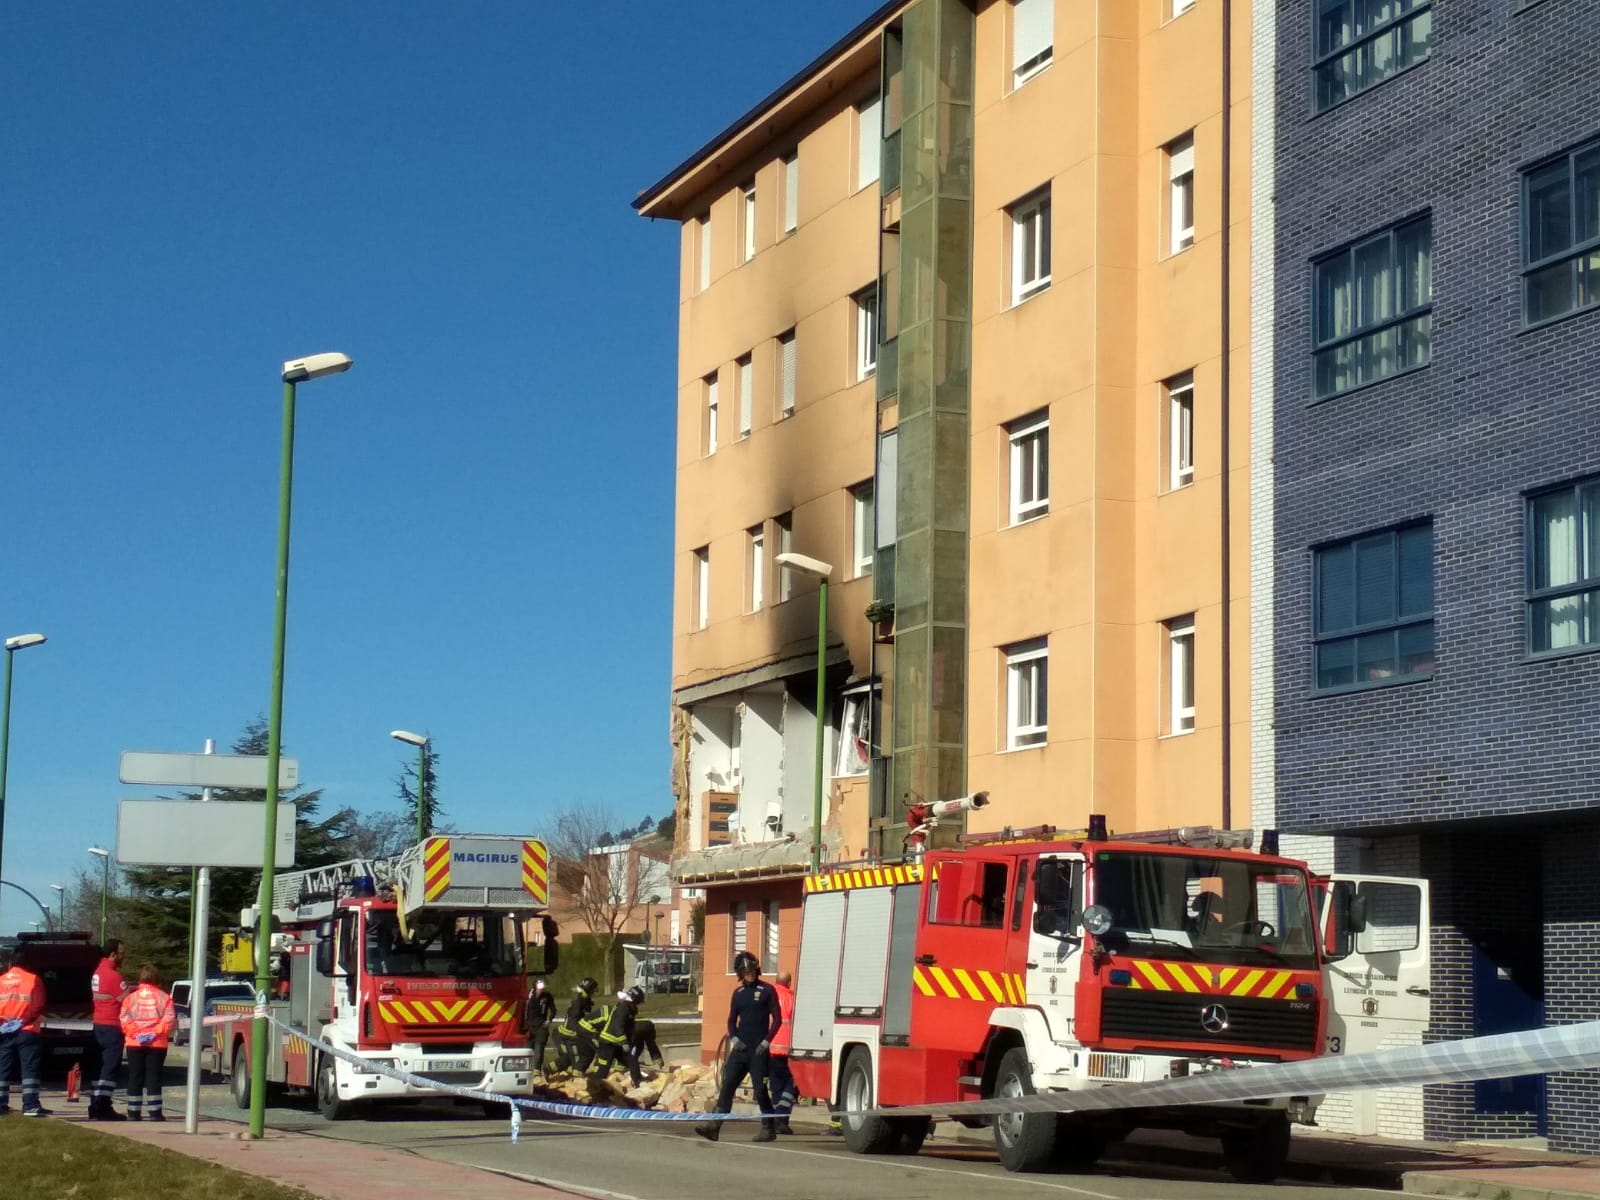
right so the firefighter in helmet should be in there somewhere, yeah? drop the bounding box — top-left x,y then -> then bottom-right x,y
589,984 -> 648,1087
695,950 -> 781,1144
553,977 -> 599,1072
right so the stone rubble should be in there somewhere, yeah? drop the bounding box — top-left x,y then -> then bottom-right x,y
530,1060 -> 720,1113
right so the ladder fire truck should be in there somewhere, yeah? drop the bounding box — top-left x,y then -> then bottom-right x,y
215,834 -> 555,1120
788,795 -> 1430,1182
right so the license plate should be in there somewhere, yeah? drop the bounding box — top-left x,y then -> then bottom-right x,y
431,1058 -> 474,1071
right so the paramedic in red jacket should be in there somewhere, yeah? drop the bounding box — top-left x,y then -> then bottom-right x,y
88,938 -> 130,1120
768,970 -> 797,1134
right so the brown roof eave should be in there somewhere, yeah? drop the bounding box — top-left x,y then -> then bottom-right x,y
632,0 -> 906,222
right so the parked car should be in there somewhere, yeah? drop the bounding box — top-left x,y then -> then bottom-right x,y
633,959 -> 692,994
171,978 -> 255,1045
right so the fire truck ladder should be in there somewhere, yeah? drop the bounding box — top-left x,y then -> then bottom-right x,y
270,856 -> 399,923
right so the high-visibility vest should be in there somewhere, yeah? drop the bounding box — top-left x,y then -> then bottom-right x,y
120,984 -> 176,1050
598,1000 -> 634,1048
580,1003 -> 611,1036
0,967 -> 44,1034
769,982 -> 795,1056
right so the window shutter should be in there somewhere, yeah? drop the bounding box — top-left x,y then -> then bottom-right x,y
857,94 -> 881,188
739,358 -> 753,434
783,153 -> 799,232
780,333 -> 796,413
1013,0 -> 1053,73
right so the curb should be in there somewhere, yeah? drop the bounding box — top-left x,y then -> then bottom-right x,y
1403,1174 -> 1600,1200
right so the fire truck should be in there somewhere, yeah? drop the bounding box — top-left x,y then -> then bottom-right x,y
215,834 -> 555,1120
787,796 -> 1430,1182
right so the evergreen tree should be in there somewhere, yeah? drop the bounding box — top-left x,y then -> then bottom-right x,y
395,742 -> 442,839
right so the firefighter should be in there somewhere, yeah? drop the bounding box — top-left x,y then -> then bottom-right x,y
0,944 -> 49,1116
119,964 -> 177,1121
768,970 -> 797,1134
524,977 -> 558,1077
589,985 -> 648,1086
552,976 -> 598,1072
577,989 -> 613,1072
88,938 -> 130,1121
631,1017 -> 664,1069
695,950 -> 781,1144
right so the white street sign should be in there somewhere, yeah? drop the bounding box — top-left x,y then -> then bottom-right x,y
116,800 -> 297,867
119,750 -> 299,790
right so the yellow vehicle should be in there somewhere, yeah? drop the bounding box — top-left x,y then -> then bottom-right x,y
219,931 -> 255,975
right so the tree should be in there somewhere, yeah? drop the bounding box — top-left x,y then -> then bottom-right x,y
396,742 -> 442,839
655,812 -> 677,842
548,803 -> 648,993
335,807 -> 415,861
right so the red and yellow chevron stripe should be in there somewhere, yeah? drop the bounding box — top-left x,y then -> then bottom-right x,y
805,862 -> 925,893
912,964 -> 1027,1005
378,998 -> 514,1026
521,839 -> 549,904
423,837 -> 451,901
1123,961 -> 1300,999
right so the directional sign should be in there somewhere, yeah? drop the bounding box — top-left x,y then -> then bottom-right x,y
119,751 -> 299,791
116,800 -> 297,868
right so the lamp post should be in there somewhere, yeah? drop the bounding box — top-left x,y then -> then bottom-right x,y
250,351 -> 352,1140
49,884 -> 64,932
773,553 -> 833,874
0,632 -> 48,894
390,730 -> 430,843
87,848 -> 111,945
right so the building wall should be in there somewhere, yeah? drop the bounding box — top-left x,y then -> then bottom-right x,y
698,880 -> 805,1064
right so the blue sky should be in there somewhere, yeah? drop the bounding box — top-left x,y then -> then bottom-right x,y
0,2 -> 868,935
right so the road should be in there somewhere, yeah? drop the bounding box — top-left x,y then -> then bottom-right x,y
171,1049 -> 1393,1200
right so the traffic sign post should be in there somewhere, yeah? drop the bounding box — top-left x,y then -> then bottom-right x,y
118,751 -> 298,791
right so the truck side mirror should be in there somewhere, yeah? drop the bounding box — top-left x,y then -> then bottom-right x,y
1348,893 -> 1370,935
541,916 -> 560,973
315,935 -> 334,977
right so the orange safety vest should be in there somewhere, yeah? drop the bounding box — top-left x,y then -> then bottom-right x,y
0,967 -> 45,1034
120,984 -> 176,1050
769,982 -> 795,1056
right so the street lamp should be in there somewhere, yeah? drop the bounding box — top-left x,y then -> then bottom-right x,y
390,730 -> 430,843
49,884 -> 64,932
87,848 -> 111,945
250,351 -> 352,1140
0,633 -> 47,895
773,553 -> 833,874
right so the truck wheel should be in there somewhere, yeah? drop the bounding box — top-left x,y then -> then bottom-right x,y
992,1046 -> 1057,1172
317,1056 -> 352,1121
1052,1116 -> 1104,1170
1221,1113 -> 1291,1183
231,1043 -> 251,1110
890,1117 -> 930,1155
838,1047 -> 897,1154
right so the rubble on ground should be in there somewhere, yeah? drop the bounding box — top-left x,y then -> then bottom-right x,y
529,1060 -> 720,1113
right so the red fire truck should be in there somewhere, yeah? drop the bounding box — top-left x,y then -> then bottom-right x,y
787,798 -> 1430,1182
215,834 -> 555,1120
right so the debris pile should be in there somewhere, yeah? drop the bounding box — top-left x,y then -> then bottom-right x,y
530,1060 -> 719,1112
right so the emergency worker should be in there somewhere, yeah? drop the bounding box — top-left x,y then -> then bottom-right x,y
524,977 -> 558,1076
119,964 -> 177,1121
0,944 -> 49,1116
589,985 -> 647,1086
88,938 -> 130,1120
577,990 -> 613,1072
768,970 -> 797,1134
631,1017 -> 663,1069
553,976 -> 598,1072
695,950 -> 780,1144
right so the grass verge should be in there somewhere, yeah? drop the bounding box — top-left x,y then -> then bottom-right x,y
3,1118 -> 316,1200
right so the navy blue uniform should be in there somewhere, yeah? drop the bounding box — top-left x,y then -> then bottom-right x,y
712,979 -> 782,1118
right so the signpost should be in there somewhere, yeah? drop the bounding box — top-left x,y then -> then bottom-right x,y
115,800 -> 296,868
118,751 -> 298,791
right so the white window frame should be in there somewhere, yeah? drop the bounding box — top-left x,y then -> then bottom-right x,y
1170,0 -> 1196,17
694,547 -> 710,631
778,329 -> 796,417
762,899 -> 781,973
698,213 -> 712,291
776,512 -> 794,602
728,900 -> 747,970
1008,411 -> 1050,525
1010,190 -> 1052,305
748,526 -> 765,613
738,354 -> 753,438
782,150 -> 799,235
852,481 -> 875,578
856,287 -> 879,380
1168,133 -> 1195,255
1005,638 -> 1049,750
1011,0 -> 1054,87
741,181 -> 756,264
856,93 -> 882,190
1166,372 -> 1195,490
834,682 -> 874,777
1166,615 -> 1196,734
705,374 -> 719,455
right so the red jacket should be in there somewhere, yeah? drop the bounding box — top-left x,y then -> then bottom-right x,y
0,967 -> 46,1034
120,984 -> 177,1050
91,958 -> 128,1025
769,981 -> 795,1056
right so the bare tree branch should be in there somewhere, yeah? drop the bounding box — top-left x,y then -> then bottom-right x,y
547,804 -> 648,993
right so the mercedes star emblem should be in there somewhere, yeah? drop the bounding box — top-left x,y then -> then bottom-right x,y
1200,1003 -> 1230,1034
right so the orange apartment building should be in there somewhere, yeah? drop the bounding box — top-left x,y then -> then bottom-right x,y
634,0 -> 1251,1059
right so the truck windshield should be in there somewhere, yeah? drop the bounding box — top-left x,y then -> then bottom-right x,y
365,911 -> 522,978
1090,851 -> 1318,969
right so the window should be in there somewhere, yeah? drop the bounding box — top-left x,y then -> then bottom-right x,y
776,512 -> 794,602
697,213 -> 712,291
856,93 -> 882,190
855,286 -> 879,380
728,900 -> 747,968
737,354 -> 753,438
1313,215 -> 1431,399
693,547 -> 710,631
782,151 -> 799,235
1167,133 -> 1195,255
762,900 -> 780,973
778,329 -> 797,417
1166,372 -> 1195,490
851,481 -> 875,577
704,374 -> 719,454
1011,0 -> 1053,86
1522,139 -> 1600,325
748,525 -> 765,613
1527,478 -> 1600,654
1315,0 -> 1432,112
1004,638 -> 1048,749
1313,523 -> 1434,691
1010,190 -> 1052,304
929,860 -> 1011,927
835,683 -> 873,777
1007,411 -> 1050,524
740,181 -> 756,264
1165,616 -> 1196,734
1171,0 -> 1196,16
